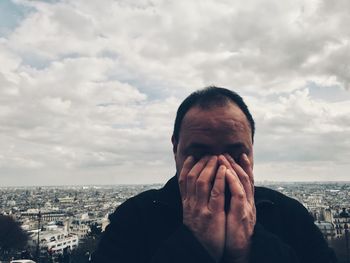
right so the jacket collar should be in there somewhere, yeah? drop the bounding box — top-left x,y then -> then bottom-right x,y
157,175 -> 182,208
156,175 -> 182,217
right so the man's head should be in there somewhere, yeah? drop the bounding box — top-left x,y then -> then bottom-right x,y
171,86 -> 255,175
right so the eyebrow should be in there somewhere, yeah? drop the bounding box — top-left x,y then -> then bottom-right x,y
187,143 -> 211,149
227,143 -> 249,150
188,142 -> 249,152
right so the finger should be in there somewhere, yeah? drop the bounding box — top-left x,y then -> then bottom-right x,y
218,154 -> 232,170
224,154 -> 254,204
219,154 -> 249,199
208,165 -> 226,212
196,156 -> 218,207
219,154 -> 246,185
178,156 -> 195,200
226,168 -> 246,211
240,153 -> 255,200
186,156 -> 211,199
240,153 -> 254,185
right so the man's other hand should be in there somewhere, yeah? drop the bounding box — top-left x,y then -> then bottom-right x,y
219,154 -> 256,263
178,155 -> 226,262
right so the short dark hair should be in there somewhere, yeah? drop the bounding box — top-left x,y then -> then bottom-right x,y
172,86 -> 255,143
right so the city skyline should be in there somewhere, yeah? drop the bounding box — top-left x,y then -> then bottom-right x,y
1,0 -> 350,186
1,181 -> 349,262
1,180 -> 350,188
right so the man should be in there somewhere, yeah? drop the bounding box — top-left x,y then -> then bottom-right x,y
92,87 -> 335,263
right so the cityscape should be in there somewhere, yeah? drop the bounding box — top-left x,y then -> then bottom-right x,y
0,181 -> 349,263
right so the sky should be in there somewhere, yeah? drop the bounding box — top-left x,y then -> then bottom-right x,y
0,0 -> 349,186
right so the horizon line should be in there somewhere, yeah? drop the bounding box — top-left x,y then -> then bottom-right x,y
1,180 -> 350,188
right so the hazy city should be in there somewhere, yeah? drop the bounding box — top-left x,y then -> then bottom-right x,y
0,181 -> 349,262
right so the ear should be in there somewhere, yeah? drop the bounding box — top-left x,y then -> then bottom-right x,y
171,135 -> 178,155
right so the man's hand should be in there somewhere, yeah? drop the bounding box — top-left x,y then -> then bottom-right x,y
218,154 -> 256,263
178,155 -> 227,262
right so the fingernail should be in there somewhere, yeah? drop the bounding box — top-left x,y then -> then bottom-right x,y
218,155 -> 225,162
223,153 -> 232,162
187,156 -> 194,162
219,165 -> 226,171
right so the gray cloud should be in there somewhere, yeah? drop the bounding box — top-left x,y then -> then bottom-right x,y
0,0 -> 349,185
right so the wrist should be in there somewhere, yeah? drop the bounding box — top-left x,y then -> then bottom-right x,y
222,254 -> 249,263
222,245 -> 251,263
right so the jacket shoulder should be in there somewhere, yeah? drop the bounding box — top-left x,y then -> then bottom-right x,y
255,186 -> 308,213
254,186 -> 315,237
108,188 -> 161,220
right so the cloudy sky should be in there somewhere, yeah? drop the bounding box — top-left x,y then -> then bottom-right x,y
1,0 -> 349,186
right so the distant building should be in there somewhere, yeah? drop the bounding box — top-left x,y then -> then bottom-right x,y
322,208 -> 334,223
21,210 -> 68,223
69,220 -> 90,238
334,208 -> 349,237
315,221 -> 336,240
28,228 -> 79,255
59,197 -> 75,204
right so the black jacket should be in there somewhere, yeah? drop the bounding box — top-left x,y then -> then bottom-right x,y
92,176 -> 336,263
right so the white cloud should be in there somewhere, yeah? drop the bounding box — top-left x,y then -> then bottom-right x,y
251,88 -> 350,179
0,0 -> 349,185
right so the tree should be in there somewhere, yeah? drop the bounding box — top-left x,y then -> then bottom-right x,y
70,223 -> 102,263
0,215 -> 28,260
89,223 -> 102,237
70,236 -> 97,263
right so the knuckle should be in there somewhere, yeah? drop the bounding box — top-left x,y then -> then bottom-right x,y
182,197 -> 190,205
187,171 -> 197,180
201,209 -> 212,219
196,178 -> 207,188
240,172 -> 249,182
178,178 -> 185,186
210,188 -> 222,198
233,192 -> 245,200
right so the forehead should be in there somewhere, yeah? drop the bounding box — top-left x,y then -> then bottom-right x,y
180,103 -> 251,138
